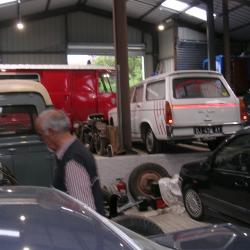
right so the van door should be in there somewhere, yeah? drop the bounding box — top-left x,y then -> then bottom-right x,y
70,70 -> 98,122
131,85 -> 144,138
41,70 -> 72,118
169,74 -> 240,138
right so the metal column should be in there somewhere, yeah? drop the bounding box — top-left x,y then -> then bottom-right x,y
223,0 -> 231,82
112,0 -> 132,152
206,0 -> 215,70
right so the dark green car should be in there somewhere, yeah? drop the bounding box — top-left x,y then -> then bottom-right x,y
0,79 -> 56,186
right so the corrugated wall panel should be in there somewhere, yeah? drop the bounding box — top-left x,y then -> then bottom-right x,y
68,12 -> 142,44
0,54 -> 66,64
158,28 -> 174,60
178,27 -> 206,42
0,16 -> 65,52
176,41 -> 207,70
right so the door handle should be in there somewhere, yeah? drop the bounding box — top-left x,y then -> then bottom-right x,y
136,104 -> 141,108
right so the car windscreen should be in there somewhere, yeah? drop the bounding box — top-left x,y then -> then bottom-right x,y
173,77 -> 230,99
0,105 -> 37,136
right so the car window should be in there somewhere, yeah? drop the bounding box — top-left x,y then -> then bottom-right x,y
214,134 -> 250,172
146,81 -> 165,100
173,78 -> 229,99
0,105 -> 37,136
132,86 -> 143,103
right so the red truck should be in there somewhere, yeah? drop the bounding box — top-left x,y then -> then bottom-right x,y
0,64 -> 116,125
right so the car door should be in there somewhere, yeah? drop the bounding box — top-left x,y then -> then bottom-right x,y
209,133 -> 250,223
130,85 -> 144,138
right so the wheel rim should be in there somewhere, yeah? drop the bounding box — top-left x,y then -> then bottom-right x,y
145,130 -> 154,152
185,189 -> 202,218
137,171 -> 161,196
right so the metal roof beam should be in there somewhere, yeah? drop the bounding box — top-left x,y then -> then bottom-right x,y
230,21 -> 250,32
231,0 -> 250,8
137,0 -> 165,21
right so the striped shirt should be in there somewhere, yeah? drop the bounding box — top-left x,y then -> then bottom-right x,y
56,137 -> 96,210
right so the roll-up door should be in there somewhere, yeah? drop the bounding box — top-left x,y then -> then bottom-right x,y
176,41 -> 207,70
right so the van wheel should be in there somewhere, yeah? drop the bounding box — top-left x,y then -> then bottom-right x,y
94,135 -> 107,155
144,128 -> 162,154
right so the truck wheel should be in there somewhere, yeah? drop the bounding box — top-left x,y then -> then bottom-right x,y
113,215 -> 164,236
128,163 -> 170,200
94,135 -> 107,155
144,128 -> 162,154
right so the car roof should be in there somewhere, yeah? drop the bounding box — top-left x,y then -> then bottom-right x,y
0,79 -> 52,105
132,70 -> 222,88
0,186 -> 135,250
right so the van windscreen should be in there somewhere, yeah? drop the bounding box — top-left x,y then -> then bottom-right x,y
173,78 -> 229,99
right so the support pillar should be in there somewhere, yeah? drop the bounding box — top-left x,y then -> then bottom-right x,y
206,0 -> 215,70
112,0 -> 132,153
223,0 -> 231,82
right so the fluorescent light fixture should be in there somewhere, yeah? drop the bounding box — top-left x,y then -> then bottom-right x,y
185,7 -> 207,21
0,0 -> 16,5
0,229 -> 20,238
161,0 -> 189,12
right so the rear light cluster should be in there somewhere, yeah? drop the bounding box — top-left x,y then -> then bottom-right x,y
239,97 -> 248,122
165,101 -> 173,125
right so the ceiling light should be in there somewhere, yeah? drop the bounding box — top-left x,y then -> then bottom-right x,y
185,7 -> 207,21
0,0 -> 16,5
16,21 -> 24,30
158,24 -> 165,31
161,0 -> 189,12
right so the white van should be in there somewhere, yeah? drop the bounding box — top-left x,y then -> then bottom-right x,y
109,70 -> 248,153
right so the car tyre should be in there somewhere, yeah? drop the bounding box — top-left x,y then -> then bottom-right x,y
144,128 -> 162,154
113,215 -> 164,236
128,163 -> 170,200
183,187 -> 204,220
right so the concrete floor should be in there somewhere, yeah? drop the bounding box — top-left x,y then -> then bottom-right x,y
95,143 -> 211,233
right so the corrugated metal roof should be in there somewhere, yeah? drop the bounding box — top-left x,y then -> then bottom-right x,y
0,0 -> 249,41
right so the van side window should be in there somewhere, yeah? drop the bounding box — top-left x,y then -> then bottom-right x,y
132,86 -> 143,103
173,78 -> 229,99
146,81 -> 165,100
98,72 -> 116,93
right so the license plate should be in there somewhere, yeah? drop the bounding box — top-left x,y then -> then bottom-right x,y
194,126 -> 222,135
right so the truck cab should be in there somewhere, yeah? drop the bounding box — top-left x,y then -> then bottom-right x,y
0,79 -> 56,186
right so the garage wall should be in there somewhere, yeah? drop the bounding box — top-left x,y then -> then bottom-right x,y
0,11 -> 153,75
157,27 -> 175,73
0,16 -> 66,63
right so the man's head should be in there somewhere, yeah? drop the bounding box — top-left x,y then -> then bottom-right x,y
35,109 -> 72,151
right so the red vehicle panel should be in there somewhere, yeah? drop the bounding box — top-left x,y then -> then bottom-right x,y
0,65 -> 116,124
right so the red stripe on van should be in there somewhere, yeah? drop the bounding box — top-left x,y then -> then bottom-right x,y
158,100 -> 164,135
172,103 -> 238,109
154,101 -> 161,134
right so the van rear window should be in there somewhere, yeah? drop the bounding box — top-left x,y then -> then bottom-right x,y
173,78 -> 229,99
0,106 -> 37,136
